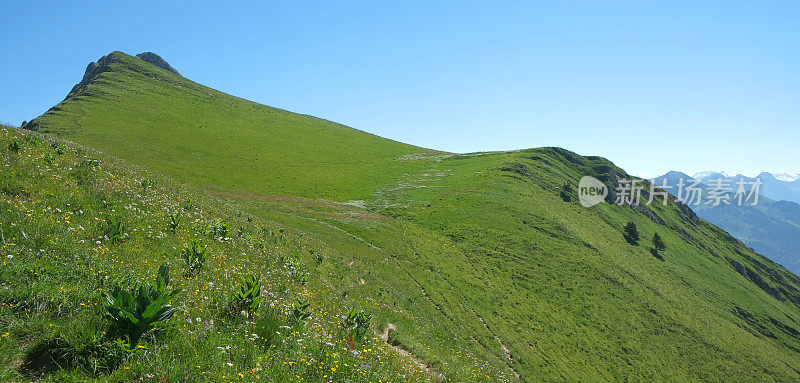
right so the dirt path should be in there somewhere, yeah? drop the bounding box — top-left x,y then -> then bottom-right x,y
468,306 -> 520,379
258,206 -> 520,380
380,323 -> 445,381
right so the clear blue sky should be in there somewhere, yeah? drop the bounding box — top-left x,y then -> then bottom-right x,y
2,1 -> 799,177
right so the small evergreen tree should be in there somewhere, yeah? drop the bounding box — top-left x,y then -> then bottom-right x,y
652,232 -> 666,252
623,222 -> 639,245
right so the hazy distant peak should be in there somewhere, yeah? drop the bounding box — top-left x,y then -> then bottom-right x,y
758,172 -> 777,181
660,170 -> 694,179
774,172 -> 800,182
692,170 -> 734,180
687,171 -> 799,183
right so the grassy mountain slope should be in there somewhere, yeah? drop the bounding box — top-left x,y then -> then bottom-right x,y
28,51 -> 434,201
0,125 -> 450,382
341,149 -> 800,381
17,51 -> 800,381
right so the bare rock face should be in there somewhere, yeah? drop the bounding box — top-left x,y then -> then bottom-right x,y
68,53 -> 121,96
136,52 -> 181,76
65,51 -> 180,98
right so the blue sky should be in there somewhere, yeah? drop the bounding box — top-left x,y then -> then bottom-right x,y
1,1 -> 799,177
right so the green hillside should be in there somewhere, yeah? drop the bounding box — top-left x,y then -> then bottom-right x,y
0,125 -> 446,382
27,51 -> 434,201
14,51 -> 800,381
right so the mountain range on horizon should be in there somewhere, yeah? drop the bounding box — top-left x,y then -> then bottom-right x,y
655,170 -> 800,275
690,171 -> 800,182
8,50 -> 800,382
654,170 -> 800,205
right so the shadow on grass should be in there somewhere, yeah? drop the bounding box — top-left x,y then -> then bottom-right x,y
650,247 -> 664,261
20,335 -> 129,378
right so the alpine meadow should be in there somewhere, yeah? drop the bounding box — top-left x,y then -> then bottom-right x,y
4,49 -> 800,382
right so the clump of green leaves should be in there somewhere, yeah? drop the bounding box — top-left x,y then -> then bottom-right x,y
209,218 -> 230,239
290,300 -> 312,325
623,221 -> 639,245
102,264 -> 180,345
99,216 -> 126,244
181,241 -> 206,276
343,307 -> 372,345
228,275 -> 262,317
8,140 -> 21,153
23,135 -> 41,145
42,152 -> 56,165
50,141 -> 65,156
249,236 -> 266,251
140,178 -> 157,188
295,268 -> 309,285
167,214 -> 181,233
312,249 -> 325,265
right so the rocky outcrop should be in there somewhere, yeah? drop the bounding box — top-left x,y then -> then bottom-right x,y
25,51 -> 182,132
65,51 -> 180,98
136,52 -> 181,76
67,53 -> 121,97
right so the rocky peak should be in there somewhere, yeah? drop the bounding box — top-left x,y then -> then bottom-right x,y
68,53 -> 121,96
66,51 -> 181,98
135,52 -> 181,76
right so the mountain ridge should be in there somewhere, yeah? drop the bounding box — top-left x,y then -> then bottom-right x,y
16,50 -> 800,381
26,51 -> 435,201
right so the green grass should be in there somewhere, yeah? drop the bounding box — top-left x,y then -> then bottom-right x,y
249,147 -> 800,381
16,51 -> 800,381
354,148 -> 800,381
0,126 -> 449,382
28,51 -> 435,201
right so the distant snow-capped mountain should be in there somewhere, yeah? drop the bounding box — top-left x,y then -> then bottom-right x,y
774,172 -> 800,182
690,171 -> 800,182
661,170 -> 800,205
691,170 -> 735,180
654,170 -> 800,275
